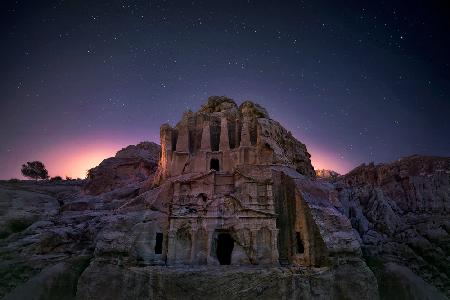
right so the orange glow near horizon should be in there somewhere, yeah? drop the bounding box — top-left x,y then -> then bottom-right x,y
288,130 -> 356,175
44,144 -> 351,178
48,149 -> 116,179
308,146 -> 354,175
11,132 -> 351,179
41,145 -> 118,179
32,136 -> 153,179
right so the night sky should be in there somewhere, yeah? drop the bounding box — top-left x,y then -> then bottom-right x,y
1,0 -> 450,179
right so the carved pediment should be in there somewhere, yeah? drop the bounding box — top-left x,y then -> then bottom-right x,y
171,194 -> 275,218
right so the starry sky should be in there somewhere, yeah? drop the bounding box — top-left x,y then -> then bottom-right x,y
1,0 -> 450,179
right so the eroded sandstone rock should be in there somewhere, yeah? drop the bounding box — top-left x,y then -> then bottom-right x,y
68,97 -> 376,299
84,142 -> 160,195
335,155 -> 450,298
153,96 -> 315,186
315,169 -> 340,179
5,98 -> 448,300
145,97 -> 362,269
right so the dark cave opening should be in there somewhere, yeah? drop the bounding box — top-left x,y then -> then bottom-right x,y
155,232 -> 163,254
216,233 -> 234,265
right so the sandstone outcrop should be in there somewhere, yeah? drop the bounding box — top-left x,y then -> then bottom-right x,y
84,142 -> 160,195
153,96 -> 315,186
74,96 -> 376,299
145,97 -> 363,270
315,169 -> 340,179
1,98 -> 448,300
334,155 -> 450,298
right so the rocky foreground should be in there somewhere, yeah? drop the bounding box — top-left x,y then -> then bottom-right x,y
0,145 -> 449,299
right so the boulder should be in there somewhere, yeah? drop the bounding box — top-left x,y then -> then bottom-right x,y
84,142 -> 160,195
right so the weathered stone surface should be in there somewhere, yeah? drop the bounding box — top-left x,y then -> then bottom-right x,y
3,256 -> 91,300
0,180 -> 94,298
153,96 -> 315,185
334,155 -> 450,298
76,261 -> 378,300
0,181 -> 65,240
84,142 -> 160,195
148,98 -> 357,270
315,169 -> 340,179
199,95 -> 238,113
375,262 -> 447,300
258,118 -> 315,177
1,99 -> 448,300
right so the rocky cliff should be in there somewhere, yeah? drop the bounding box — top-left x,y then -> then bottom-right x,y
0,98 -> 448,300
333,155 -> 450,299
0,179 -> 377,300
1,153 -> 449,299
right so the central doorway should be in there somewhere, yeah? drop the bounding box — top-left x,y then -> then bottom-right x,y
216,233 -> 234,265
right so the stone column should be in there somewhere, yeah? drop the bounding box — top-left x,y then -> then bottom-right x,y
200,120 -> 211,151
189,228 -> 196,265
176,124 -> 189,152
173,182 -> 180,203
160,124 -> 173,153
267,184 -> 274,210
240,117 -> 251,147
235,119 -> 241,147
167,229 -> 177,265
219,116 -> 230,151
206,230 -> 217,265
250,229 -> 258,264
154,124 -> 173,184
271,228 -> 279,265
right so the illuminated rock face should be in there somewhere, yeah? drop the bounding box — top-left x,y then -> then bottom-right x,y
0,98 -> 381,299
154,96 -> 315,186
84,142 -> 160,195
150,97 -> 349,267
